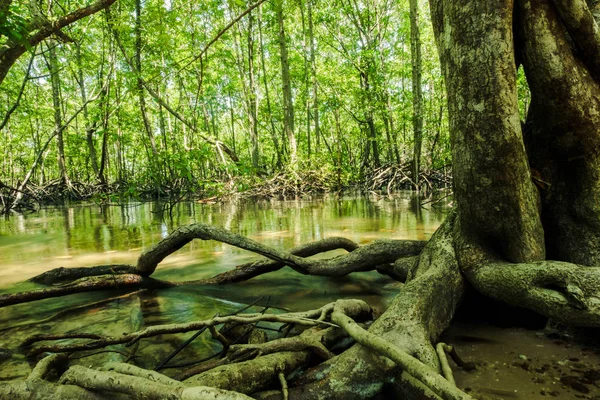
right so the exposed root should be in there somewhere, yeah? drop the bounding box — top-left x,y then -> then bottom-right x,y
22,299 -> 372,357
1,231 -> 421,309
435,343 -> 455,385
136,223 -> 426,276
30,265 -> 138,285
60,365 -> 254,399
331,309 -> 471,400
278,372 -> 289,400
0,275 -> 169,308
279,213 -> 465,399
204,236 -> 359,284
464,260 -> 600,327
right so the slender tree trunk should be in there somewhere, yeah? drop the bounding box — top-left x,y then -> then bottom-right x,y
409,0 -> 423,188
247,7 -> 259,168
75,43 -> 100,179
276,0 -> 297,167
134,0 -> 160,189
229,90 -> 237,156
97,75 -> 110,187
48,42 -> 71,188
301,0 -> 311,161
359,69 -> 380,170
388,93 -> 400,164
258,6 -> 282,167
307,0 -> 320,153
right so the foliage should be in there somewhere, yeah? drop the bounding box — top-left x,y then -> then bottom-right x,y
0,0 -> 449,200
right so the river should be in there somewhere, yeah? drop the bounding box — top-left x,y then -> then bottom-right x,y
0,192 -> 447,380
1,193 -> 598,400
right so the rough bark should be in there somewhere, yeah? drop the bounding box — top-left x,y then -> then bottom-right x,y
464,259 -> 600,327
430,0 -> 546,265
518,0 -> 600,266
283,213 -> 465,399
410,0 -> 423,187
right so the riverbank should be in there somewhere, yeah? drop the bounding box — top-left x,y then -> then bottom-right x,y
0,164 -> 451,214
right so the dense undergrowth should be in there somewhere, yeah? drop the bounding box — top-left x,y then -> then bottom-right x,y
0,163 -> 452,214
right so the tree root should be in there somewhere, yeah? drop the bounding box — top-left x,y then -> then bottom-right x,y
22,299 -> 372,357
0,274 -> 170,308
276,213 -> 465,399
331,309 -> 471,400
61,365 -> 254,399
203,236 -> 359,284
136,223 -> 426,276
29,265 -> 138,285
464,260 -> 600,327
6,215 -> 598,399
1,231 -> 422,309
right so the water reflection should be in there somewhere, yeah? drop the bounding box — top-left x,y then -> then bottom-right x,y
0,193 -> 449,287
0,192 -> 451,379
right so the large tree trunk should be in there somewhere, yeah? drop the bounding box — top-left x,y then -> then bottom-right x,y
517,0 -> 600,266
429,0 -> 545,265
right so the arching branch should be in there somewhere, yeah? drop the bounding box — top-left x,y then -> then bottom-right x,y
0,0 -> 116,85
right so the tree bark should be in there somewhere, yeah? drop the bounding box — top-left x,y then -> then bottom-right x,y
429,0 -> 545,265
47,42 -> 71,188
410,0 -> 423,187
276,0 -> 297,166
517,0 -> 600,266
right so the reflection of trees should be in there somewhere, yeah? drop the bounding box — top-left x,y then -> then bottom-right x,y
62,207 -> 72,252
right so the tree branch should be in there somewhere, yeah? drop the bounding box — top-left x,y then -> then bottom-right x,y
0,0 -> 116,85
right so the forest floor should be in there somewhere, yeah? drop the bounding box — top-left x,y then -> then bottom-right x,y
445,320 -> 600,400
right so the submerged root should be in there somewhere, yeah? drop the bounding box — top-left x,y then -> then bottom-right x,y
4,213 -> 597,399
22,299 -> 372,357
0,226 -> 424,308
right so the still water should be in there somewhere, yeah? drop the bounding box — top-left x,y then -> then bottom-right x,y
0,192 -> 448,380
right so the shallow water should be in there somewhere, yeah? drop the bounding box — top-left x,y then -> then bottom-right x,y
0,192 -> 448,379
1,193 -> 597,399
